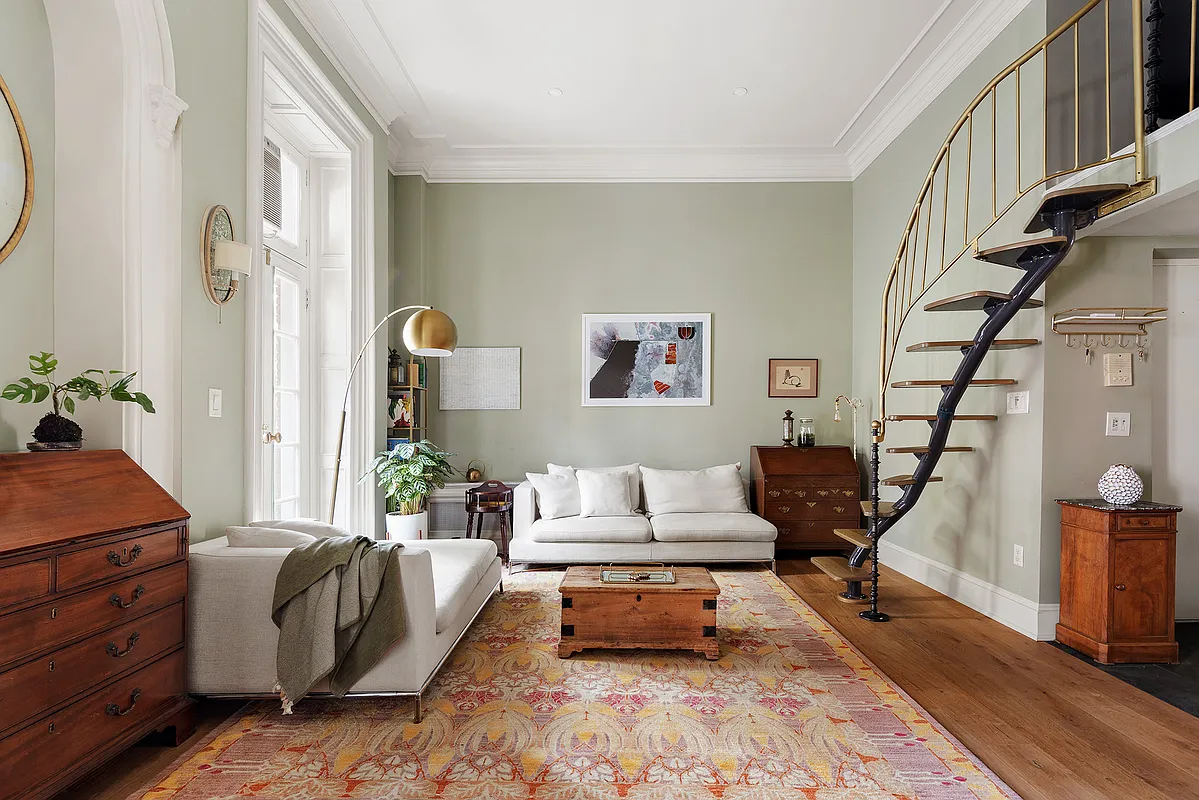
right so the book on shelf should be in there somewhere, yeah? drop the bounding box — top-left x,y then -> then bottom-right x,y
386,437 -> 411,450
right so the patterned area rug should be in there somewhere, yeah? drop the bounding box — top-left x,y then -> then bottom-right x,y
137,570 -> 1020,799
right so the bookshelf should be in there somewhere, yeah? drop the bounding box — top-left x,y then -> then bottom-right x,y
387,352 -> 427,448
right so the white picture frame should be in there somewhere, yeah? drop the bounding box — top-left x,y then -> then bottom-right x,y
582,313 -> 711,407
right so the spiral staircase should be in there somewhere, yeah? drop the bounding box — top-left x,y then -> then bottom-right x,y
810,0 -> 1164,621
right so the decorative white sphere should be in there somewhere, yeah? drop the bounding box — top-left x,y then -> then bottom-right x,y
1098,464 -> 1143,505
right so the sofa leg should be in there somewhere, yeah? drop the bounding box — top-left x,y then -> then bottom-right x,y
412,693 -> 422,724
768,559 -> 777,574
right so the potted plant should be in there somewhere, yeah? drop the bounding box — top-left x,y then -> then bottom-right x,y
363,439 -> 457,539
2,352 -> 155,451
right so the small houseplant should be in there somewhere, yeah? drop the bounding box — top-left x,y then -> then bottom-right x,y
363,439 -> 457,538
2,352 -> 155,451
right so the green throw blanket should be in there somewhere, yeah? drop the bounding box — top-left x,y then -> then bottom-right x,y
271,535 -> 407,712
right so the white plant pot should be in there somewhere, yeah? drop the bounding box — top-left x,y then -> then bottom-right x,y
385,510 -> 428,540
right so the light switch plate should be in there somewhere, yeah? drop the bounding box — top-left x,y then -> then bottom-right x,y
1105,411 -> 1130,436
208,388 -> 223,418
1006,391 -> 1030,414
1103,352 -> 1133,386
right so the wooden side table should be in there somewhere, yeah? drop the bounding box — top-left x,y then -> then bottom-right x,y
465,480 -> 513,563
749,445 -> 861,550
1056,499 -> 1181,664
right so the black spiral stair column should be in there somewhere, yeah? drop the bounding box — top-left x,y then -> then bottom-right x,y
860,420 -> 890,622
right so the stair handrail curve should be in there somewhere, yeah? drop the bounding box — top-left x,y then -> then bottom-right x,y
876,0 -> 1149,439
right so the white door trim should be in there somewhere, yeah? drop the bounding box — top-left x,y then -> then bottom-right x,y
247,0 -> 377,533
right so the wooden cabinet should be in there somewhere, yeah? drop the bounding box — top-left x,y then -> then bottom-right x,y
1055,499 -> 1180,664
0,450 -> 195,800
750,446 -> 861,550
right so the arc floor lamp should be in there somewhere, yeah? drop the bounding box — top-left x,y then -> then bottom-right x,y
327,305 -> 458,524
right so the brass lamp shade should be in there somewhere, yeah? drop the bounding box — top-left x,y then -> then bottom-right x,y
403,308 -> 458,357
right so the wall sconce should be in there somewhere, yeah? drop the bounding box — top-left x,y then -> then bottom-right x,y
201,204 -> 252,305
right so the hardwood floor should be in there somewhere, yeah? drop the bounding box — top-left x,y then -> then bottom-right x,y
778,559 -> 1199,800
56,561 -> 1199,800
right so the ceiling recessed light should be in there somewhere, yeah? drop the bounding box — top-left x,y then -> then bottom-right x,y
732,87 -> 748,97
547,87 -> 563,97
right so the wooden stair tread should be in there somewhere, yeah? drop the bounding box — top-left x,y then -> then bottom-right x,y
907,339 -> 1040,352
887,446 -> 974,454
924,291 -> 1045,312
1025,183 -> 1130,233
860,500 -> 897,517
811,556 -> 874,583
887,414 -> 998,421
891,379 -> 1017,388
833,528 -> 873,548
883,474 -> 944,486
974,236 -> 1069,268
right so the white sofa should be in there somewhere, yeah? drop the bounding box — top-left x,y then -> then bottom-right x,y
188,534 -> 501,722
509,470 -> 778,568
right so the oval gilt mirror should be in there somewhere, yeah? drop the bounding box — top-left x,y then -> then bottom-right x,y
0,71 -> 34,266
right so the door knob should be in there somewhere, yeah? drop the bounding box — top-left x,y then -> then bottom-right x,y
1115,583 -> 1127,591
264,431 -> 282,444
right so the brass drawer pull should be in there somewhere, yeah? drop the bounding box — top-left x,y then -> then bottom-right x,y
817,490 -> 829,497
106,544 -> 144,568
843,490 -> 855,497
105,688 -> 142,717
778,505 -> 791,513
833,506 -> 846,513
105,631 -> 140,658
1115,583 -> 1127,591
806,502 -> 817,508
768,490 -> 780,498
109,585 -> 146,609
778,527 -> 790,535
796,491 -> 806,498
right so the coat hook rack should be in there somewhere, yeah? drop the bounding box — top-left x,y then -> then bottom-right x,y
1051,307 -> 1167,363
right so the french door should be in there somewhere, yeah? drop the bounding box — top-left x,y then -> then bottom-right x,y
268,252 -> 311,519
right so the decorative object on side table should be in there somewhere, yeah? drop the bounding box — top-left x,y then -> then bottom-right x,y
363,440 -> 458,539
782,410 -> 795,446
465,480 -> 514,563
750,445 -> 859,550
582,314 -> 710,406
768,358 -> 818,398
465,459 -> 485,481
796,417 -> 816,447
1097,463 -> 1144,505
1055,499 -> 1180,663
0,69 -> 34,266
200,205 -> 252,306
2,352 -> 155,451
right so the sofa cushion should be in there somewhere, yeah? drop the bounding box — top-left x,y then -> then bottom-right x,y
528,514 -> 653,544
417,539 -> 498,633
641,465 -> 749,515
525,471 -> 581,519
249,519 -> 352,539
226,526 -> 316,548
649,512 -> 777,543
550,463 -> 641,510
577,469 -> 635,517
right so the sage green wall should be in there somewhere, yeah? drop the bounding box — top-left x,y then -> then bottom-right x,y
0,0 -> 54,452
852,2 -> 1050,604
392,180 -> 855,479
170,0 -> 391,541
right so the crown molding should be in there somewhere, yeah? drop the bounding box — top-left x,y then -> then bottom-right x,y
388,147 -> 853,183
843,0 -> 1036,178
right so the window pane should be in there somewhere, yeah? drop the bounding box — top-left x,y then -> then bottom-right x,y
279,151 -> 301,248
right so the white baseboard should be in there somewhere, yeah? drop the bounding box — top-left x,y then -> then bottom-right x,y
878,540 -> 1059,641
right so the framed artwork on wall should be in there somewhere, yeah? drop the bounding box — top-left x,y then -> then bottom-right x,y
582,313 -> 711,406
768,358 -> 818,398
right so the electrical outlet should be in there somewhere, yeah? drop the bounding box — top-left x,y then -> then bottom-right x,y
208,388 -> 223,418
1105,411 -> 1130,437
1013,544 -> 1024,567
1006,391 -> 1030,415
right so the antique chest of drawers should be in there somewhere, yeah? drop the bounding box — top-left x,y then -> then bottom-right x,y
0,450 -> 194,800
750,445 -> 861,550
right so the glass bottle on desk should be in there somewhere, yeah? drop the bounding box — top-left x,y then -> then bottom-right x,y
797,418 -> 816,447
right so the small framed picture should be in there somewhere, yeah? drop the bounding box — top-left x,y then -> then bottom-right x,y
768,359 -> 818,398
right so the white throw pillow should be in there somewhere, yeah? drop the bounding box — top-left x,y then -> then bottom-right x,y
226,526 -> 317,548
525,472 -> 582,520
640,464 -> 749,515
550,463 -> 641,510
250,519 -> 352,539
576,469 -> 635,517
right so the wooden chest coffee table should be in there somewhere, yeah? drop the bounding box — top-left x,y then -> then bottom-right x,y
557,566 -> 720,660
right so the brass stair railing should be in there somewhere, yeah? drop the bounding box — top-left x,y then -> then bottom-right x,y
876,0 -> 1156,436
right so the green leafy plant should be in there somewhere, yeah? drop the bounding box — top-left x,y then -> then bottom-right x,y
2,352 -> 155,442
362,439 -> 457,515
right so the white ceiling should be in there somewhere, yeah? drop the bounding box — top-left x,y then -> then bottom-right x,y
282,0 -> 1035,181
